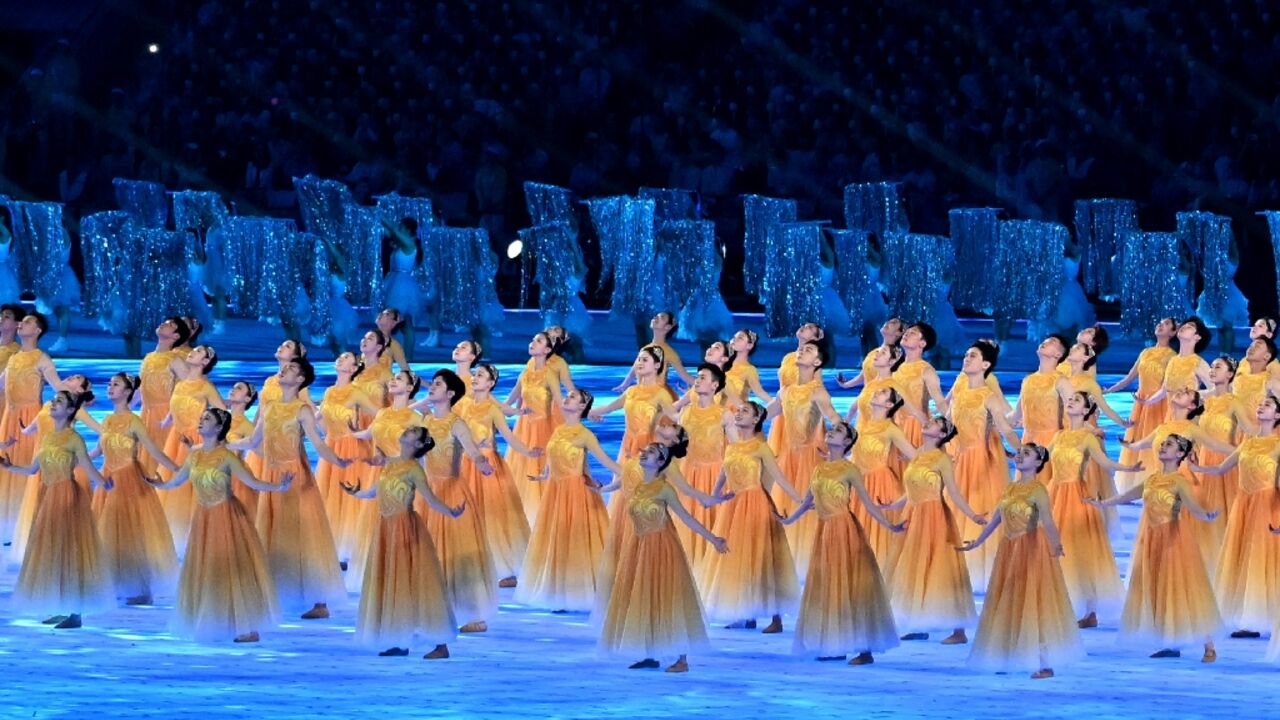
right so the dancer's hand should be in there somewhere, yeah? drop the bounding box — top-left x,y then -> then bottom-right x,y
523,447 -> 545,459
835,372 -> 857,389
959,539 -> 979,552
1126,461 -> 1145,473
476,457 -> 494,476
710,491 -> 735,505
582,476 -> 602,489
0,438 -> 15,451
277,472 -> 295,490
331,456 -> 352,470
448,502 -> 465,518
889,520 -> 908,533
179,435 -> 194,448
1050,542 -> 1065,557
709,535 -> 729,554
0,454 -> 11,467
1204,510 -> 1220,522
340,481 -> 361,496
363,451 -> 387,467
1084,496 -> 1104,508
970,513 -> 988,526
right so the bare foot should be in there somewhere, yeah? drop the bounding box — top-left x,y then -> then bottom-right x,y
941,630 -> 967,645
234,632 -> 260,643
424,644 -> 450,659
848,652 -> 873,666
498,577 -> 517,588
301,603 -> 330,619
761,615 -> 783,634
1077,612 -> 1098,629
459,621 -> 488,633
1202,648 -> 1217,663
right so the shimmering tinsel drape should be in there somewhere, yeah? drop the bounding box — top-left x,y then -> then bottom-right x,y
7,202 -> 70,306
373,192 -> 436,314
742,195 -> 797,299
1118,231 -> 1185,338
429,227 -> 501,330
586,196 -> 656,319
828,227 -> 869,335
217,217 -> 276,318
1177,211 -> 1233,318
294,176 -> 379,306
948,208 -> 1001,313
1074,198 -> 1137,300
140,228 -> 194,332
518,222 -> 582,327
993,220 -> 1066,326
523,182 -> 575,226
171,190 -> 229,234
78,211 -> 135,321
674,220 -> 730,342
521,182 -> 576,308
112,178 -> 169,228
843,182 -> 909,237
761,222 -> 826,337
638,187 -> 698,223
1261,212 -> 1280,313
880,232 -> 946,325
255,218 -> 307,327
656,218 -> 711,316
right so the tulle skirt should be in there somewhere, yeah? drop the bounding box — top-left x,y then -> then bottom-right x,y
345,496 -> 380,593
968,530 -> 1085,672
851,465 -> 903,566
12,479 -> 115,614
462,449 -> 530,580
1213,487 -> 1280,630
173,497 -> 280,641
772,444 -> 820,577
882,500 -> 976,631
1190,450 -> 1232,576
98,462 -> 178,599
381,270 -> 422,318
697,488 -> 798,620
137,403 -> 169,475
255,461 -> 346,610
508,413 -> 555,524
1117,397 -> 1165,493
515,473 -> 609,611
160,426 -> 198,550
34,265 -> 81,312
232,469 -> 260,520
418,475 -> 498,622
1121,517 -> 1224,648
675,459 -> 720,567
356,509 -> 457,649
10,467 -> 90,567
317,435 -> 368,562
0,402 -> 40,543
1048,480 -> 1124,619
951,437 -> 1008,589
597,524 -> 710,658
793,512 -> 899,656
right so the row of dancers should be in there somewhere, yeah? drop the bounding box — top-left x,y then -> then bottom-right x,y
2,307 -> 1280,678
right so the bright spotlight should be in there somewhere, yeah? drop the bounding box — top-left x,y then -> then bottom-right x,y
148,43 -> 159,54
506,240 -> 523,259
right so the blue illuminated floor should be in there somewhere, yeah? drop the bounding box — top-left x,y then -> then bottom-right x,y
0,362 -> 1271,719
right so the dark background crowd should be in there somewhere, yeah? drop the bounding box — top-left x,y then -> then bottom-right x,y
1,0 -> 1278,311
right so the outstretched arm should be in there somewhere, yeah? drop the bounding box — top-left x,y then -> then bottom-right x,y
759,449 -> 802,503
665,487 -> 727,551
1104,360 -> 1141,394
849,471 -> 904,531
226,453 -> 286,493
583,434 -> 624,476
132,416 -> 179,472
961,509 -> 1003,551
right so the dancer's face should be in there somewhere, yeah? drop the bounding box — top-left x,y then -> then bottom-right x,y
277,361 -> 303,387
730,331 -> 754,355
693,368 -> 719,396
637,442 -> 666,469
276,340 -> 303,362
961,347 -> 987,374
796,323 -> 822,342
1177,321 -> 1200,343
1155,318 -> 1177,339
1257,398 -> 1279,422
360,331 -> 384,356
1037,336 -> 1065,362
1064,392 -> 1088,416
1156,437 -> 1184,462
1209,358 -> 1235,384
796,343 -> 822,369
427,377 -> 452,403
880,319 -> 904,345
1251,319 -> 1274,340
186,345 -> 211,369
1246,339 -> 1275,364
197,410 -> 222,437
1013,445 -> 1042,472
650,313 -> 674,333
824,422 -> 852,449
1077,327 -> 1096,346
17,315 -> 41,339
528,333 -> 551,358
0,308 -> 19,333
1170,388 -> 1195,409
452,341 -> 477,364
732,403 -> 759,429
704,342 -> 728,365
229,381 -> 253,405
471,367 -> 496,392
633,350 -> 658,377
388,372 -> 413,396
106,375 -> 130,401
376,310 -> 398,334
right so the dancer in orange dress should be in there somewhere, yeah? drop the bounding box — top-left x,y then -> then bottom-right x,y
1233,336 -> 1278,418
611,311 -> 697,392
1054,324 -> 1109,379
590,346 -> 676,463
455,363 -> 540,588
516,389 -> 622,611
243,340 -> 316,481
0,312 -> 67,544
1191,393 -> 1280,639
849,386 -> 918,565
137,316 -> 191,474
375,307 -> 411,373
779,420 -> 902,665
231,357 -> 349,619
840,317 -> 904,390
845,344 -> 906,427
1153,317 -> 1213,404
506,331 -> 566,523
767,322 -> 827,451
597,442 -> 727,674
765,341 -> 841,574
347,369 -> 426,591
355,330 -> 394,409
1046,392 -> 1140,628
1093,434 -> 1223,661
1008,334 -> 1071,482
448,339 -> 481,395
893,323 -> 949,447
948,340 -> 1021,588
699,401 -> 801,633
157,344 -> 224,549
880,415 -> 984,644
723,330 -> 773,407
542,325 -> 578,394
225,381 -> 261,515
95,373 -> 181,605
677,363 -> 732,563
316,352 -> 381,564
1105,318 -> 1177,491
0,303 -> 23,411
964,444 -> 1083,679
343,426 -> 460,659
4,390 -> 113,629
419,370 -> 498,633
152,408 -> 283,642
1197,356 -> 1254,529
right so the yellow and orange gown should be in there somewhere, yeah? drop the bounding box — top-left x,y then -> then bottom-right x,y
421,411 -> 498,623
159,376 -> 221,548
894,359 -> 937,447
968,481 -> 1084,671
227,412 -> 259,517
11,427 -> 115,615
1195,394 -> 1238,554
507,362 -> 560,523
0,339 -> 20,411
456,395 -> 530,581
1214,434 -> 1280,632
793,459 -> 898,657
173,446 -> 279,640
724,361 -> 762,409
96,412 -> 178,599
316,383 -> 371,562
697,436 -> 799,621
0,349 -> 47,544
1046,428 -> 1124,619
616,383 -> 666,464
949,381 -> 1009,588
854,374 -> 904,477
243,375 -> 313,480
677,398 -> 725,565
771,378 -> 826,575
254,398 -> 345,611
347,405 -> 423,592
1119,346 -> 1175,491
138,348 -> 181,474
1120,472 -> 1224,648
849,418 -> 905,566
1232,362 -> 1276,420
596,473 -> 709,659
356,458 -> 457,650
594,460 -> 655,620
515,422 -> 611,611
882,448 -> 976,633
1016,371 -> 1061,483
1162,353 -> 1205,401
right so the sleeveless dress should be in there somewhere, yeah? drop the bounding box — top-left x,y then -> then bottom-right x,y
1214,435 -> 1280,631
1194,394 -> 1237,568
792,459 -> 898,657
0,349 -> 47,544
347,406 -> 423,592
1017,371 -> 1061,483
1119,346 -> 1175,492
894,360 -> 934,447
771,378 -> 825,575
160,376 -> 220,548
138,349 -> 181,475
849,418 -> 905,565
316,384 -> 370,562
950,382 -> 1009,588
356,459 -> 457,650
456,396 -> 530,580
677,399 -> 725,565
507,363 -> 559,523
1046,428 -> 1124,619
